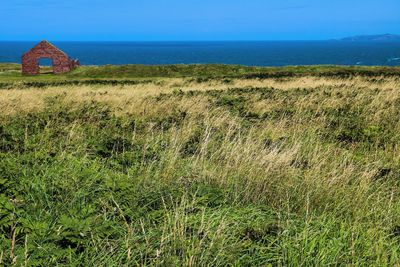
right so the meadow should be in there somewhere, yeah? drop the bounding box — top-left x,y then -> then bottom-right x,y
1,64 -> 400,265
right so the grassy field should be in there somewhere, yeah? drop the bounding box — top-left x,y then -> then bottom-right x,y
1,64 -> 400,265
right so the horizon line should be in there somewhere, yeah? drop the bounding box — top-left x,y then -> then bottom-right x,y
0,39 -> 338,42
1,33 -> 399,43
0,39 -> 391,42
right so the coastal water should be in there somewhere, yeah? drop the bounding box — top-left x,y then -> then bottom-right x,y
0,41 -> 399,66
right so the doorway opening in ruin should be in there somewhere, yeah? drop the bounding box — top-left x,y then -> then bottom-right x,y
38,58 -> 54,74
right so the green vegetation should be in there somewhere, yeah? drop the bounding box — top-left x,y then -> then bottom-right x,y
1,65 -> 400,265
1,63 -> 400,82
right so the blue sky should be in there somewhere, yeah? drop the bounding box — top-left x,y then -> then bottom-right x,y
1,0 -> 399,41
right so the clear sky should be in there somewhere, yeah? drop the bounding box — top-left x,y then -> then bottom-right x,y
1,0 -> 399,41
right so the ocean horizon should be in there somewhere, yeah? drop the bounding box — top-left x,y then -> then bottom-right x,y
1,41 -> 400,67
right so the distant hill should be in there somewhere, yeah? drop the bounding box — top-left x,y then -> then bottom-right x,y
340,34 -> 400,41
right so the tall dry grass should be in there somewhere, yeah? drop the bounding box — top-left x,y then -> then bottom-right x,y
1,75 -> 400,265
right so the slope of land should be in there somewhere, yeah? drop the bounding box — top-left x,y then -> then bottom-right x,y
1,64 -> 400,265
340,33 -> 400,41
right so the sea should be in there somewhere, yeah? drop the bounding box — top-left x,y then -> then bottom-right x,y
0,41 -> 400,66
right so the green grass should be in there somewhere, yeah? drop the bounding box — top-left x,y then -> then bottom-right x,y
1,63 -> 400,83
1,66 -> 400,265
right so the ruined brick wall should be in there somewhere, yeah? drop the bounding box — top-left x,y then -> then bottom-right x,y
22,41 -> 79,75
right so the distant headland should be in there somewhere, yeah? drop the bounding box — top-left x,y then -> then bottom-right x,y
339,33 -> 400,41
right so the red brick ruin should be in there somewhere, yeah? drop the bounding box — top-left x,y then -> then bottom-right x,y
22,40 -> 80,75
